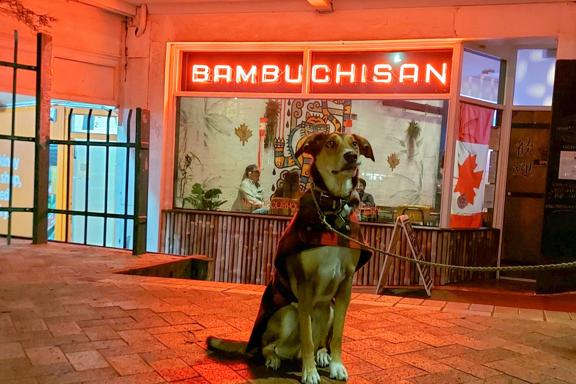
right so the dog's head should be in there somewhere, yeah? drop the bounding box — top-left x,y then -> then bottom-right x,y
295,132 -> 374,198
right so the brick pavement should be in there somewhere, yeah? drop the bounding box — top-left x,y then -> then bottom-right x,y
0,243 -> 575,384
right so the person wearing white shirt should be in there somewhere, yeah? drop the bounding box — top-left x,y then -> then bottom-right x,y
232,164 -> 266,212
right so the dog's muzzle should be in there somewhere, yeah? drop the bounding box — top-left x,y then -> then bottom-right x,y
331,162 -> 359,174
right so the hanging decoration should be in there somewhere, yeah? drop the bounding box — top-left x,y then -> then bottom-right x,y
387,152 -> 400,171
264,99 -> 280,148
406,120 -> 422,160
234,123 -> 252,146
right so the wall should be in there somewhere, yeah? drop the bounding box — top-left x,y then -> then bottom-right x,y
130,2 -> 576,251
0,0 -> 124,105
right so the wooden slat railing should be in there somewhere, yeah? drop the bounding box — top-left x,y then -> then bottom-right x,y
161,209 -> 499,286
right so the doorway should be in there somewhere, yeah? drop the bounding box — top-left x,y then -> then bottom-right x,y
501,110 -> 551,279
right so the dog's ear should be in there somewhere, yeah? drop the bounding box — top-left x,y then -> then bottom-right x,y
294,132 -> 329,159
352,134 -> 375,161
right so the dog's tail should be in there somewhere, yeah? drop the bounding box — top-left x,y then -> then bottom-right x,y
207,336 -> 249,356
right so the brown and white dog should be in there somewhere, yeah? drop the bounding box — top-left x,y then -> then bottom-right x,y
208,132 -> 374,384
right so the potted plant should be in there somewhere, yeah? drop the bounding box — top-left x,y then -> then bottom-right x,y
183,182 -> 227,211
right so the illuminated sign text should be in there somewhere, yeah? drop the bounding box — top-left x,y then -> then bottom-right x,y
180,49 -> 452,94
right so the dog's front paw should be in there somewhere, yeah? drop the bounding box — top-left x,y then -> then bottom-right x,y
329,361 -> 348,381
265,354 -> 281,371
301,365 -> 321,384
316,348 -> 331,367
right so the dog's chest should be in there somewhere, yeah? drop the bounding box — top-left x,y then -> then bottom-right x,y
291,246 -> 360,300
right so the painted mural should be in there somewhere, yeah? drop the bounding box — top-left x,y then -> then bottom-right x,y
174,97 -> 444,214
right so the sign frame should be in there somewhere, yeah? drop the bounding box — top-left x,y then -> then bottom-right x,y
376,214 -> 433,296
168,40 -> 459,100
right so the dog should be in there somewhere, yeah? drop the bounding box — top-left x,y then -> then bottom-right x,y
208,132 -> 374,384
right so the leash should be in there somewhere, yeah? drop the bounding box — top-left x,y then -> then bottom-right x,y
309,186 -> 576,272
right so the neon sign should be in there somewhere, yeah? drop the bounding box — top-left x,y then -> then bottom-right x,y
180,49 -> 452,94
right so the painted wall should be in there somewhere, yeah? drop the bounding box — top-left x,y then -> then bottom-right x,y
3,1 -> 576,250
0,0 -> 123,105
131,2 -> 576,251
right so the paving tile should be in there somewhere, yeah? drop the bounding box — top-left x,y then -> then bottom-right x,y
443,302 -> 471,311
0,342 -> 25,360
13,318 -> 48,333
396,351 -> 452,373
106,371 -> 165,384
485,357 -> 550,383
36,367 -> 117,384
83,325 -> 121,341
117,329 -> 160,345
25,346 -> 68,366
469,304 -> 494,313
107,353 -> 154,376
20,334 -> 90,349
420,300 -> 447,308
46,321 -> 83,337
410,368 -> 484,383
1,244 -> 576,384
440,356 -> 501,379
347,348 -> 406,369
59,339 -> 128,354
65,350 -> 110,371
150,358 -> 199,381
193,362 -> 246,383
518,309 -> 544,321
361,364 -> 427,382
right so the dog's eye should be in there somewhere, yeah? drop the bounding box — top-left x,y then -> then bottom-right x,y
326,140 -> 335,149
351,141 -> 358,148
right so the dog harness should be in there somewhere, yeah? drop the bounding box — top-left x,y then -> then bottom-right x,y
246,188 -> 373,354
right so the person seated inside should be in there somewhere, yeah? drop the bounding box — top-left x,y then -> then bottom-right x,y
232,164 -> 267,213
356,177 -> 375,207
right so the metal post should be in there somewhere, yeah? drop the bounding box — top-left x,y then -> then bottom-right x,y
7,30 -> 18,245
33,33 -> 52,244
132,108 -> 149,255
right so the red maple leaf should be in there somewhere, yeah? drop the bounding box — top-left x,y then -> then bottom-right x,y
454,154 -> 484,206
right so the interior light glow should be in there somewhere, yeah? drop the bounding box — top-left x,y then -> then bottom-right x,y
425,63 -> 447,85
182,49 -> 452,93
192,64 -> 210,82
399,64 -> 419,83
261,65 -> 280,82
285,64 -> 303,83
311,64 -> 330,83
373,64 -> 392,83
214,65 -> 232,82
335,63 -> 356,84
236,65 -> 257,83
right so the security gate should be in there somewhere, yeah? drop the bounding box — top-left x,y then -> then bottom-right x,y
0,31 -> 48,245
48,107 -> 149,254
1,31 -> 148,254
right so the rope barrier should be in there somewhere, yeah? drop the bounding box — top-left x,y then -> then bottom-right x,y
325,217 -> 576,271
309,187 -> 576,272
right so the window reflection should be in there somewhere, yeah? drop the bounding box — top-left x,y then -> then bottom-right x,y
174,97 -> 447,226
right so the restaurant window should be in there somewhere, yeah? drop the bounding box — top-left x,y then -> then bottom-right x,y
460,50 -> 503,104
174,97 -> 447,226
513,48 -> 556,106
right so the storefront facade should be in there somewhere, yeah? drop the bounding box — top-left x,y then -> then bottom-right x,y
2,1 -> 575,288
147,1 -> 574,288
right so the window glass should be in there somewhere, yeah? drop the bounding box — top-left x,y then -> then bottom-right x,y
513,48 -> 556,106
460,50 -> 502,104
175,97 -> 447,226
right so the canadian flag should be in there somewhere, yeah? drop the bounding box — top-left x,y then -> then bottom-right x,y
450,103 -> 494,228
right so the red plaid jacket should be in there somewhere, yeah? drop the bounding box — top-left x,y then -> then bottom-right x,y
247,189 -> 372,353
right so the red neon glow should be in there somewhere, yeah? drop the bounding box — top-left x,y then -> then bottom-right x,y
311,64 -> 330,83
182,52 -> 305,93
181,49 -> 452,94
